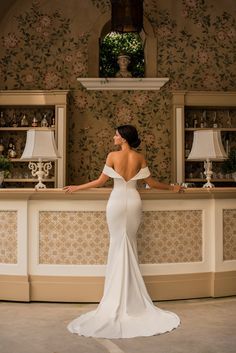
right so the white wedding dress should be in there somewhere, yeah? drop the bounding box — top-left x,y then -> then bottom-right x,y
67,165 -> 180,338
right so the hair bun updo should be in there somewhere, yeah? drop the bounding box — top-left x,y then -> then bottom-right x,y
129,137 -> 141,148
117,125 -> 141,148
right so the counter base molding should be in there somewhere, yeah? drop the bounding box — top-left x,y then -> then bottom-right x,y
1,272 -> 235,302
0,275 -> 29,301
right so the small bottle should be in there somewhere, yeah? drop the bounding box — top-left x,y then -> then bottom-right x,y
193,114 -> 198,128
12,113 -> 18,127
225,139 -> 230,155
185,142 -> 190,158
226,111 -> 231,128
50,117 -> 55,128
9,145 -> 17,158
0,138 -> 4,155
0,111 -> 6,127
212,111 -> 218,128
200,116 -> 204,128
21,114 -> 29,127
7,138 -> 14,158
41,114 -> 48,127
32,116 -> 38,127
201,110 -> 207,128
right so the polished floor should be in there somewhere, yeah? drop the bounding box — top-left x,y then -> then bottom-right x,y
0,296 -> 236,353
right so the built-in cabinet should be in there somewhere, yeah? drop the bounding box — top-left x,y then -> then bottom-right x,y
0,90 -> 68,188
172,91 -> 236,186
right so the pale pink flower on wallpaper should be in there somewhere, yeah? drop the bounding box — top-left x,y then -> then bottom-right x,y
217,31 -> 226,41
203,73 -> 218,89
227,28 -> 235,38
75,50 -> 83,60
196,22 -> 202,28
44,71 -> 60,89
25,72 -> 34,83
35,26 -> 42,33
115,105 -> 133,125
143,133 -> 156,145
170,82 -> 179,90
78,32 -> 86,38
40,15 -> 51,27
157,26 -> 172,37
74,93 -> 88,111
3,33 -> 18,49
198,51 -> 209,64
97,129 -> 112,147
73,62 -> 87,76
158,161 -> 169,171
181,8 -> 189,18
132,93 -> 149,107
185,0 -> 197,7
64,54 -> 73,63
42,31 -> 50,38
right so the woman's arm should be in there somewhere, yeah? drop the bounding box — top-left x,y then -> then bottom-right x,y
144,176 -> 181,192
141,154 -> 182,192
63,173 -> 109,193
63,153 -> 114,193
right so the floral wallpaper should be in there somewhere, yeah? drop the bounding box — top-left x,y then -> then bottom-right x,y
0,0 -> 235,184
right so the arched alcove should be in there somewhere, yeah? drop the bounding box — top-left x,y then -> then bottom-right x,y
88,13 -> 157,78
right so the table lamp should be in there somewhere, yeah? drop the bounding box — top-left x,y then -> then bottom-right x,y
187,129 -> 227,188
21,129 -> 60,189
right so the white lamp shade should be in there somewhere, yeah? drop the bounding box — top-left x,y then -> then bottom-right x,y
187,129 -> 227,161
21,129 -> 60,161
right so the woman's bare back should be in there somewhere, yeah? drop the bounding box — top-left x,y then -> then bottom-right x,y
106,150 -> 146,182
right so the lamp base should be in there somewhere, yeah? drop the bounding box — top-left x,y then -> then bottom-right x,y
203,159 -> 215,189
203,181 -> 215,188
35,180 -> 47,189
28,160 -> 52,189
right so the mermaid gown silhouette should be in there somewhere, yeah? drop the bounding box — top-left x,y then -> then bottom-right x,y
67,165 -> 180,338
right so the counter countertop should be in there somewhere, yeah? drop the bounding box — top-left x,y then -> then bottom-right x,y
0,187 -> 236,200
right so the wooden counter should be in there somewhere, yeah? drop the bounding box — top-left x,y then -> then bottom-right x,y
1,187 -> 236,199
0,187 -> 235,302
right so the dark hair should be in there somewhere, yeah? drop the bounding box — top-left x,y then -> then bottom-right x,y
117,125 -> 141,148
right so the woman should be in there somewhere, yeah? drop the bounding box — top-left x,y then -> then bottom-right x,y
64,125 -> 181,339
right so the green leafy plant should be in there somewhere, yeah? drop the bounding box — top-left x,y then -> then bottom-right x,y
222,149 -> 236,174
100,32 -> 144,77
0,156 -> 12,176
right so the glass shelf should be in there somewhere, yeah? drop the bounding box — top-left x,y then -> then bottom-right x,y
4,178 -> 55,182
0,127 -> 55,131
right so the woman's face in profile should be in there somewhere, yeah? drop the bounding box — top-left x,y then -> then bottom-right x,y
113,130 -> 123,145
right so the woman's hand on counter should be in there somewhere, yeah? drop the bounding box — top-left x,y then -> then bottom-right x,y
170,184 -> 185,192
63,185 -> 80,193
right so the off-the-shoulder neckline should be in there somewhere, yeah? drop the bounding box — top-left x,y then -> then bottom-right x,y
104,165 -> 149,182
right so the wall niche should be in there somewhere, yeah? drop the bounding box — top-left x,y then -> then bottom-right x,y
87,13 -> 158,78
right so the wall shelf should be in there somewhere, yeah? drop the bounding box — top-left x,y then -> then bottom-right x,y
172,91 -> 236,186
77,77 -> 169,91
0,90 -> 68,188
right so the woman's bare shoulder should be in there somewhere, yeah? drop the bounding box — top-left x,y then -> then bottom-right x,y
136,152 -> 147,167
132,150 -> 145,160
106,151 -> 120,166
129,150 -> 146,167
107,151 -> 120,159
